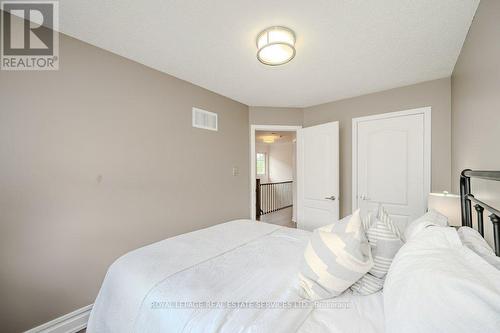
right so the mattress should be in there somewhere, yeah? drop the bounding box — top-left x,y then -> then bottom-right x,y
87,220 -> 384,333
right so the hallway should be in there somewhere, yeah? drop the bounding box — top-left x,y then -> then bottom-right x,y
259,207 -> 296,228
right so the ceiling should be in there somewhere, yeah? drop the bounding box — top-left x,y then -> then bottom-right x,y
58,0 -> 479,107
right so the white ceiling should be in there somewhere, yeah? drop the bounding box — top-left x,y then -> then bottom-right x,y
59,0 -> 479,107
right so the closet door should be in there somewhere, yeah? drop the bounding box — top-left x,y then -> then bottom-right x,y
353,108 -> 431,231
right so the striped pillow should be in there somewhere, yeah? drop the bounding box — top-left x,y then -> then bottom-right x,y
351,207 -> 403,295
298,210 -> 373,300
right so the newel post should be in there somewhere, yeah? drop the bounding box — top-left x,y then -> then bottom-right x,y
256,178 -> 261,220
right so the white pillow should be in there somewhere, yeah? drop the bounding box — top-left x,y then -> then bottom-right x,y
298,210 -> 373,300
403,209 -> 448,241
458,226 -> 500,270
317,214 -> 352,232
351,207 -> 403,295
384,226 -> 500,333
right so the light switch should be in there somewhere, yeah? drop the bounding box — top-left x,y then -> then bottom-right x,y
232,167 -> 239,176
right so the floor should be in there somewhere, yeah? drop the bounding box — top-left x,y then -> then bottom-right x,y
259,206 -> 296,228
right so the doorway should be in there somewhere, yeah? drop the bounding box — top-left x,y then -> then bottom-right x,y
251,125 -> 299,228
250,122 -> 340,231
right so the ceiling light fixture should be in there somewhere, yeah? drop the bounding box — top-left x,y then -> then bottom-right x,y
256,26 -> 296,66
262,136 -> 276,144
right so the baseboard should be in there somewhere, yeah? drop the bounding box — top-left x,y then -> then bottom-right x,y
25,304 -> 93,333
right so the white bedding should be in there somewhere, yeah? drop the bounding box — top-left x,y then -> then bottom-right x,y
298,290 -> 384,333
384,226 -> 500,333
88,220 -> 385,333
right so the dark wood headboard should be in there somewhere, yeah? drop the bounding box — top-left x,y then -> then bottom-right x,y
460,170 -> 500,256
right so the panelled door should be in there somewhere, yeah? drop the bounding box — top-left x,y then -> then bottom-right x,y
297,121 -> 339,230
353,108 -> 431,230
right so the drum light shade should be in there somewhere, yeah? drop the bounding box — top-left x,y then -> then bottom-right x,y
256,26 -> 296,66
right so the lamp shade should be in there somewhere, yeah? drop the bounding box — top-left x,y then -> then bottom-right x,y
256,26 -> 296,66
428,192 -> 461,227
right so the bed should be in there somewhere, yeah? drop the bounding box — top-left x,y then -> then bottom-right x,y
87,220 -> 384,332
87,170 -> 500,333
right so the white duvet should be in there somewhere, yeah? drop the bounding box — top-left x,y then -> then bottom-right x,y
384,226 -> 500,333
87,220 -> 384,333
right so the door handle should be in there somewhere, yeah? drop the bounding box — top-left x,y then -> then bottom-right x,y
360,194 -> 371,201
325,195 -> 336,201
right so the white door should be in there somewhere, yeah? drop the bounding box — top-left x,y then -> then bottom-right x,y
297,121 -> 339,230
353,108 -> 431,230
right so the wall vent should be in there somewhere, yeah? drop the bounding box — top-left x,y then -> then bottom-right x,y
192,107 -> 218,131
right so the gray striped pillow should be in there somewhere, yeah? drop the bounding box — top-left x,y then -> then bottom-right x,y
351,207 -> 403,295
298,210 -> 373,300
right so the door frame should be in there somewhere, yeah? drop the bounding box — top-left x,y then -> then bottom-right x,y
250,124 -> 302,220
351,107 -> 432,212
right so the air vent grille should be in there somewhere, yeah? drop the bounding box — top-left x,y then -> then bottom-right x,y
192,107 -> 218,131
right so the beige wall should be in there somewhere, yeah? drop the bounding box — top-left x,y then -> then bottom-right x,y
268,142 -> 295,183
304,78 -> 452,217
451,0 -> 500,245
0,30 -> 249,332
249,106 -> 303,126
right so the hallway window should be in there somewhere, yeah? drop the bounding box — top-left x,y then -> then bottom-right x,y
256,153 -> 266,175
